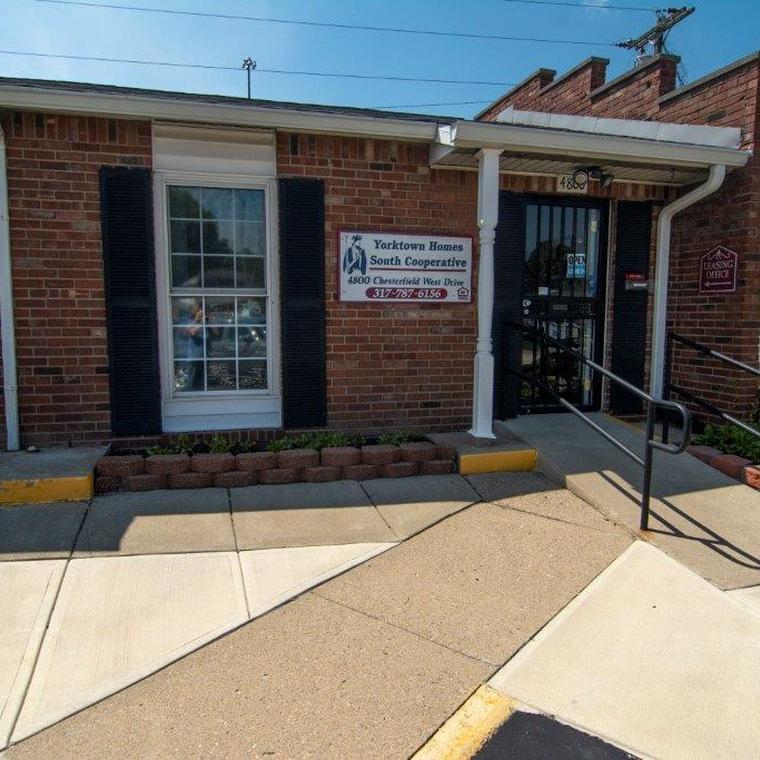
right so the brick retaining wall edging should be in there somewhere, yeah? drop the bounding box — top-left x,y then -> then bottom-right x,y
95,442 -> 457,493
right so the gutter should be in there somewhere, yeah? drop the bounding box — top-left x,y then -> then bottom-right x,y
443,121 -> 749,170
0,84 -> 440,142
0,123 -> 19,450
649,164 -> 727,399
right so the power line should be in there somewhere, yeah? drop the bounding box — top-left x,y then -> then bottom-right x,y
502,0 -> 658,11
0,49 -> 519,87
376,100 -> 494,110
33,0 -> 618,47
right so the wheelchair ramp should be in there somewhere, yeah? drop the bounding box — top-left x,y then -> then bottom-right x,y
500,413 -> 760,590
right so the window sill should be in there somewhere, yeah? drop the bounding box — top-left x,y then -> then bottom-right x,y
162,394 -> 282,432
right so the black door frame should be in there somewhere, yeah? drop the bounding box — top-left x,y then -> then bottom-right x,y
494,192 -> 610,418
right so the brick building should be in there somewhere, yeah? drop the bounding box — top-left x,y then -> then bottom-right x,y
476,51 -> 760,423
0,55 -> 754,449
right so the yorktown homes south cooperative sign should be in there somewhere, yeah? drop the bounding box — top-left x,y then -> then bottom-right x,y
338,230 -> 473,303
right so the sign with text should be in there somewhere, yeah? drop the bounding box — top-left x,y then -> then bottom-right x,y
338,230 -> 472,303
699,245 -> 738,294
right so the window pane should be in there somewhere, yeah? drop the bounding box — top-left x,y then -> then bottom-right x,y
202,221 -> 234,254
236,222 -> 265,256
238,360 -> 267,390
236,256 -> 265,289
169,187 -> 200,219
173,327 -> 204,359
237,297 -> 266,324
238,326 -> 267,358
235,189 -> 264,221
206,326 -> 236,358
174,361 -> 204,392
166,185 -> 269,399
171,296 -> 203,325
171,255 -> 201,288
170,220 -> 201,254
207,360 -> 237,390
201,188 -> 233,220
205,297 -> 235,325
204,257 -> 235,288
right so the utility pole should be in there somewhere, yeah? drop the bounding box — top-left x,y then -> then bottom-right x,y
616,6 -> 694,62
241,57 -> 257,99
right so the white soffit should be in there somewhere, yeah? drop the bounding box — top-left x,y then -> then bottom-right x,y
495,106 -> 742,150
153,123 -> 276,176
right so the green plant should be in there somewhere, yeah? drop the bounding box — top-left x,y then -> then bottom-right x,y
267,430 -> 365,453
146,433 -> 196,456
208,433 -> 233,454
234,438 -> 254,454
696,422 -> 760,462
377,430 -> 423,447
267,435 -> 298,453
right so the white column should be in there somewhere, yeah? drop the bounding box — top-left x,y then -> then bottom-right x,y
470,148 -> 502,439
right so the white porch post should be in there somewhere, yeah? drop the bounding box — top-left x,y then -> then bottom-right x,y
470,148 -> 502,439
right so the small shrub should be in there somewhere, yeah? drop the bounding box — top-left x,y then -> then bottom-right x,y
267,436 -> 297,453
208,433 -> 233,454
147,434 -> 195,456
377,430 -> 425,447
267,430 -> 364,453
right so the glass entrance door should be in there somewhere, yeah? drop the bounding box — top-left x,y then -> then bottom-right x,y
519,199 -> 607,413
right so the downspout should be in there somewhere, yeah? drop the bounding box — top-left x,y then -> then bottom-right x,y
0,123 -> 20,450
649,163 -> 726,400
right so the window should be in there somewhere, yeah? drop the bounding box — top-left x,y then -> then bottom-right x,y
167,185 -> 269,394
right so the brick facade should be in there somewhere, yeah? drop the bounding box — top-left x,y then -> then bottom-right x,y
0,111 -> 151,445
1,53 -> 757,446
276,133 -> 479,433
480,52 -> 760,419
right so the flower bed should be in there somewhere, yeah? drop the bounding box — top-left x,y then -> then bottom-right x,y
687,444 -> 760,489
95,440 -> 458,493
689,422 -> 760,489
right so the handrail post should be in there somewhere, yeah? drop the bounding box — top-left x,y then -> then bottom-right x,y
641,401 -> 656,531
662,331 -> 673,445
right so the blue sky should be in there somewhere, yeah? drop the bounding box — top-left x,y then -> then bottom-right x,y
1,0 -> 757,118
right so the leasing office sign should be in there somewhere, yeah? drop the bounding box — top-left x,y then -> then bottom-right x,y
338,230 -> 472,303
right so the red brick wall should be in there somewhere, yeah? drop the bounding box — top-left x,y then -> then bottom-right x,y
0,111 -> 151,446
480,53 -> 760,418
479,55 -> 680,121
276,133 -> 479,432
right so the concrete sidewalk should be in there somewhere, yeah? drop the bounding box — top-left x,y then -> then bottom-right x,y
4,473 -> 632,758
489,541 -> 760,760
501,413 -> 760,589
0,475 -> 478,749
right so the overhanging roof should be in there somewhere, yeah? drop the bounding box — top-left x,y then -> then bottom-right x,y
0,78 -> 751,185
432,109 -> 750,186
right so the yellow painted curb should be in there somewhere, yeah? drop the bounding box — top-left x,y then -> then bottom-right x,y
0,474 -> 93,505
459,449 -> 537,475
412,684 -> 515,760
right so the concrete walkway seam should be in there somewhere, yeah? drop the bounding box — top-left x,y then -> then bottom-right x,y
4,496 -> 95,745
226,488 -> 252,619
356,481 -> 402,541
309,590 -> 498,667
411,684 -> 515,760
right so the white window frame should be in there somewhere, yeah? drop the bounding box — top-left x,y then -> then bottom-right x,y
154,169 -> 281,431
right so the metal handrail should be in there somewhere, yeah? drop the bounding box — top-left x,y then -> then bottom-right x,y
663,331 -> 760,444
506,320 -> 692,530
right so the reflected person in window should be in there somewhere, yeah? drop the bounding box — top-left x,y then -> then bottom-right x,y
176,297 -> 204,390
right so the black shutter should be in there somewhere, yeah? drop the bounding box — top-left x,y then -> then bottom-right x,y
493,192 -> 526,419
610,201 -> 652,414
100,166 -> 161,436
278,178 -> 326,428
